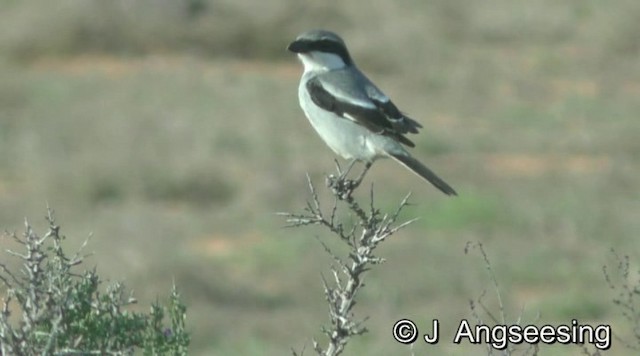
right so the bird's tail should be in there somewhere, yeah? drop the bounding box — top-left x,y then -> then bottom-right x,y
390,153 -> 457,196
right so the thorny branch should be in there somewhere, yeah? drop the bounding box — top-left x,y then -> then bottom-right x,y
279,170 -> 416,356
1,208 -> 91,356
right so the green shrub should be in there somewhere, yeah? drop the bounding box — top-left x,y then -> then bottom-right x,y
0,209 -> 189,355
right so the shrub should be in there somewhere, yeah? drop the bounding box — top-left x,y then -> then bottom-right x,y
0,209 -> 189,355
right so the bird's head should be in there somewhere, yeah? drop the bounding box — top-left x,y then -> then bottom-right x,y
287,29 -> 353,72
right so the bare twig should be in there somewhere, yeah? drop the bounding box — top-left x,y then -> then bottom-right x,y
601,249 -> 640,351
465,241 -> 539,356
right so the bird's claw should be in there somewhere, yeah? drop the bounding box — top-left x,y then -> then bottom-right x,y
326,175 -> 361,201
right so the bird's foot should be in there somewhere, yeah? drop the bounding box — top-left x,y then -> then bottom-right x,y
326,174 -> 358,200
326,161 -> 371,200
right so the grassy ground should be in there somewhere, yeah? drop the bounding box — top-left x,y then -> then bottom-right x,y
0,1 -> 638,354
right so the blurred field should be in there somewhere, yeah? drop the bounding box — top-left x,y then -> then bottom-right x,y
0,0 -> 639,354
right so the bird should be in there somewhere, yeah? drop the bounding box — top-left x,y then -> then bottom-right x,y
287,29 -> 457,196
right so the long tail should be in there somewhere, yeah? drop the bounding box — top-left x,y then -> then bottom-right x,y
390,153 -> 457,196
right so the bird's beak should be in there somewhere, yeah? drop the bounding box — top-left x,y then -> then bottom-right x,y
287,39 -> 307,53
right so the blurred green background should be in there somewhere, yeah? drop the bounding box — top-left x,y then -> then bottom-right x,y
0,0 -> 638,354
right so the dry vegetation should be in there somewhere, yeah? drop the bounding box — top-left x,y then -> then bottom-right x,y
0,0 -> 638,354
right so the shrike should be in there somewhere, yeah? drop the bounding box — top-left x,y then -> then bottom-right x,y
288,29 -> 457,196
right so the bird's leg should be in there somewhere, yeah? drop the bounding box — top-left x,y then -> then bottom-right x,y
340,159 -> 358,180
351,161 -> 372,189
333,159 -> 343,176
327,159 -> 360,199
329,159 -> 357,181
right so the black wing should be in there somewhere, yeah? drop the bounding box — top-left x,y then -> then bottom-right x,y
306,77 -> 416,147
365,84 -> 422,134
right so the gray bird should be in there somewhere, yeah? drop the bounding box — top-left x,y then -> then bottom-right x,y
288,29 -> 457,196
